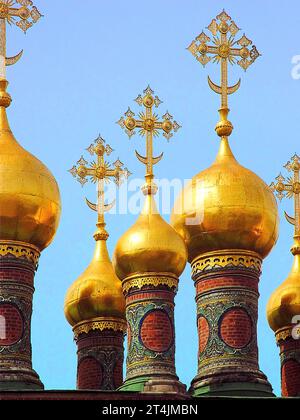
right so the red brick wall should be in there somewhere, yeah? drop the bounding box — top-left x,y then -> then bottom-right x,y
77,330 -> 123,351
126,290 -> 174,305
220,308 -> 252,349
279,337 -> 300,397
0,303 -> 23,346
140,310 -> 173,352
0,256 -> 42,388
198,316 -> 209,353
196,275 -> 258,295
192,269 -> 266,390
0,267 -> 34,286
281,359 -> 300,397
76,330 -> 124,390
279,337 -> 300,352
77,357 -> 103,390
124,283 -> 177,380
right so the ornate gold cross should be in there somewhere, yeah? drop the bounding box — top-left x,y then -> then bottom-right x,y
117,85 -> 181,190
188,10 -> 260,110
69,135 -> 131,233
0,1 -> 42,78
271,154 -> 300,240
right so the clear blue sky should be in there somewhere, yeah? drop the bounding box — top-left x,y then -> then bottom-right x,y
6,0 -> 300,395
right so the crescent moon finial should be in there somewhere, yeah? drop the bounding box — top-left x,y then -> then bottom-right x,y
284,210 -> 296,226
6,49 -> 23,67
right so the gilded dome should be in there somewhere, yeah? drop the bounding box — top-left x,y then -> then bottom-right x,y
267,241 -> 300,332
0,81 -> 61,251
64,236 -> 125,326
171,137 -> 279,263
113,192 -> 187,280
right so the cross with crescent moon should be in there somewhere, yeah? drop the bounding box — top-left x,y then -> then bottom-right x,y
117,85 -> 181,191
0,0 -> 42,79
188,9 -> 260,109
69,135 -> 131,231
271,154 -> 300,239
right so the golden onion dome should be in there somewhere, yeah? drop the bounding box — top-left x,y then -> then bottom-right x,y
0,80 -> 61,251
267,238 -> 300,332
64,230 -> 125,326
113,191 -> 187,281
171,136 -> 279,263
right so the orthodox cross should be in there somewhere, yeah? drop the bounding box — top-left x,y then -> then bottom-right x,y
69,135 -> 131,236
271,154 -> 300,243
117,85 -> 181,190
187,9 -> 260,110
0,1 -> 42,79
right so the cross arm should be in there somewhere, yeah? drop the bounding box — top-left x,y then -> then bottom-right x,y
68,156 -> 95,186
206,45 -> 219,54
83,167 -> 96,178
7,3 -> 42,32
270,174 -> 293,201
187,34 -> 218,66
229,47 -> 243,57
105,169 -> 118,179
153,112 -> 181,140
7,8 -> 24,17
117,108 -> 144,138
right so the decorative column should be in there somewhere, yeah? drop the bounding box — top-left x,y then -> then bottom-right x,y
122,274 -> 182,392
191,251 -> 272,396
0,2 -> 61,390
0,243 -> 43,390
65,135 -> 130,390
171,10 -> 279,397
276,328 -> 300,397
114,86 -> 187,393
74,322 -> 125,390
267,153 -> 300,397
